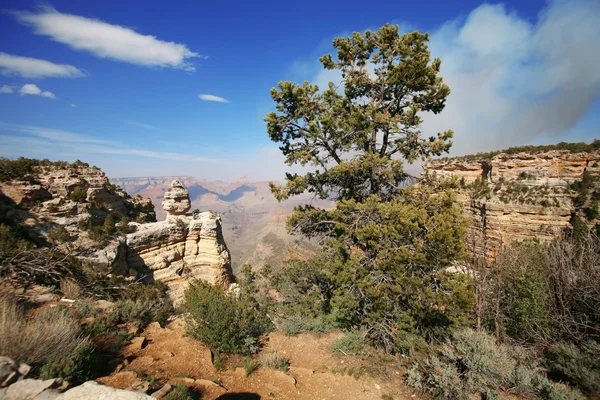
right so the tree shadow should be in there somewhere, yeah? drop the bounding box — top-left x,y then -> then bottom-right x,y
216,393 -> 261,400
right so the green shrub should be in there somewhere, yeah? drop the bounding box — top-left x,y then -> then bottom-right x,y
164,384 -> 202,400
40,341 -> 96,385
543,342 -> 600,395
277,314 -> 338,336
48,226 -> 71,243
332,331 -> 366,355
70,186 -> 87,202
106,282 -> 174,328
183,281 -> 273,355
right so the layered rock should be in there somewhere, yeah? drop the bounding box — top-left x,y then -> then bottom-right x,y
125,211 -> 233,303
423,150 -> 600,258
161,179 -> 191,217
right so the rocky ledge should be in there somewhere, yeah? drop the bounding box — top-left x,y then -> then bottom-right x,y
423,149 -> 600,258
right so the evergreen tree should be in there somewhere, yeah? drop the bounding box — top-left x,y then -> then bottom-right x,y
266,24 -> 473,352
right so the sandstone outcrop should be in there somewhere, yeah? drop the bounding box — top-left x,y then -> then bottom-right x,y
118,180 -> 233,303
423,149 -> 600,258
161,180 -> 191,216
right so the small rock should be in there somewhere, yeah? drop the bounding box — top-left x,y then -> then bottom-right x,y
93,300 -> 114,310
150,383 -> 172,399
168,377 -> 194,385
375,383 -> 381,390
129,381 -> 150,393
56,381 -> 153,399
193,379 -> 219,388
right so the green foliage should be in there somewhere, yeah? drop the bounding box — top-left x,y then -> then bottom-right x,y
40,341 -> 96,385
543,342 -> 600,395
105,282 -> 174,328
244,357 -> 260,377
183,281 -> 273,355
266,24 -> 453,202
490,242 -> 554,343
442,140 -> 600,162
332,331 -> 366,355
48,226 -> 71,243
164,384 -> 202,400
486,233 -> 600,344
0,157 -> 39,182
69,186 -> 88,203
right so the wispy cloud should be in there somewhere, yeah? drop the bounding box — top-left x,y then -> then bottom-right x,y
0,85 -> 15,94
125,120 -> 156,130
198,94 -> 229,103
70,103 -> 76,107
11,7 -> 200,71
18,83 -> 55,99
0,52 -> 85,79
0,123 -> 220,163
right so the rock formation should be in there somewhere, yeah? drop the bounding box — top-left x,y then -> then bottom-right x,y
161,179 -> 191,217
423,149 -> 600,258
122,180 -> 233,303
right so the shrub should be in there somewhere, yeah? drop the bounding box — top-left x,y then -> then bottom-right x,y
332,331 -> 366,355
407,329 -> 585,400
0,292 -> 97,384
277,314 -> 337,336
106,282 -> 174,328
244,357 -> 260,377
48,226 -> 71,243
543,342 -> 600,395
183,281 -> 273,355
164,384 -> 202,400
259,349 -> 289,372
70,186 -> 87,202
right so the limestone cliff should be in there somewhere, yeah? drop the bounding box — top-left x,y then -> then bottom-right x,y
423,148 -> 600,258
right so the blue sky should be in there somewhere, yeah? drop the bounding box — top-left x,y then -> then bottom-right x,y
0,0 -> 598,180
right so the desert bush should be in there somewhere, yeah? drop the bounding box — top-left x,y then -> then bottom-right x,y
60,279 -> 82,299
407,329 -> 584,400
244,357 -> 260,377
69,186 -> 87,203
183,281 -> 273,355
164,384 -> 202,400
277,314 -> 338,336
332,331 -> 366,355
543,342 -> 600,395
485,232 -> 600,345
259,349 -> 289,372
105,282 -> 174,328
0,292 -> 92,382
48,226 -> 71,243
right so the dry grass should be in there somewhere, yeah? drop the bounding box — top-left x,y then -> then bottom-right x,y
60,279 -> 82,299
0,290 -> 86,365
259,349 -> 289,372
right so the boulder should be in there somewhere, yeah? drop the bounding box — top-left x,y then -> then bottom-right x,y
56,381 -> 153,399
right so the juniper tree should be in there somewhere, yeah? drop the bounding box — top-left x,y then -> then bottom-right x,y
265,24 -> 472,352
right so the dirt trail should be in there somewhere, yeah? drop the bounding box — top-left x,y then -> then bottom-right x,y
98,319 -> 416,400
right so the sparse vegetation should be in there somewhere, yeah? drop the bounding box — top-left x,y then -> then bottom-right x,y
259,349 -> 289,372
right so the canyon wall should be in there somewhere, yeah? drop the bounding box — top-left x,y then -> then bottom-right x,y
423,150 -> 600,258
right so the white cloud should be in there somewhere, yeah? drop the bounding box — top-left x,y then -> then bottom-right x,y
198,94 -> 229,103
125,120 -> 156,130
0,52 -> 84,79
420,0 -> 600,156
0,123 -> 221,163
12,7 -> 199,71
70,103 -> 76,107
18,83 -> 55,99
0,85 -> 15,93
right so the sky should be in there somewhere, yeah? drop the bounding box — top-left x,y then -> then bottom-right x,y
0,0 -> 599,180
